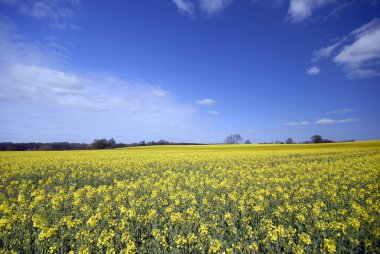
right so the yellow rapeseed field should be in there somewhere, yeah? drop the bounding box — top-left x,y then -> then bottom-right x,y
0,141 -> 379,253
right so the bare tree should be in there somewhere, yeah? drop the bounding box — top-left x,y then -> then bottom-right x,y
224,134 -> 243,144
285,138 -> 294,144
244,139 -> 252,144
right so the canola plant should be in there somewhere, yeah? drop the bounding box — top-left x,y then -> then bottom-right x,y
0,141 -> 379,253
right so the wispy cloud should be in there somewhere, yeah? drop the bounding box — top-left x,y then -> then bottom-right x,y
312,42 -> 340,62
316,118 -> 359,124
287,0 -> 335,23
0,0 -> 80,29
196,98 -> 216,105
199,0 -> 233,15
325,108 -> 357,115
208,110 -> 220,115
0,20 -> 200,142
171,0 -> 233,16
0,64 -> 179,112
312,19 -> 380,78
307,66 -> 320,75
283,121 -> 309,126
171,0 -> 195,16
330,2 -> 355,17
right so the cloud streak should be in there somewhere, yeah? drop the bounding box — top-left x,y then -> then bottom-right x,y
325,108 -> 357,115
316,118 -> 359,124
171,0 -> 233,16
196,98 -> 216,105
283,121 -> 309,126
312,19 -> 380,78
0,0 -> 81,29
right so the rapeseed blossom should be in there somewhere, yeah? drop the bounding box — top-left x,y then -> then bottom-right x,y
0,141 -> 379,253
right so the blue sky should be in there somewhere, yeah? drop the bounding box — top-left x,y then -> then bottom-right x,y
0,0 -> 379,143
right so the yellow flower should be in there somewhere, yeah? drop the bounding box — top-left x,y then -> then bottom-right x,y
187,233 -> 197,243
209,239 -> 222,253
248,242 -> 259,252
120,241 -> 137,254
170,212 -> 183,224
324,239 -> 336,253
296,214 -> 305,223
347,217 -> 360,230
0,218 -> 11,230
78,246 -> 90,254
38,227 -> 58,241
86,215 -> 98,227
174,234 -> 187,247
1,141 -> 379,253
199,223 -> 209,235
32,214 -> 48,230
48,245 -> 58,253
298,232 -> 311,245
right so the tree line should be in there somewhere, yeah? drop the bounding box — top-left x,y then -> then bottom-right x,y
0,139 -> 204,151
224,134 -> 353,144
0,134 -> 355,151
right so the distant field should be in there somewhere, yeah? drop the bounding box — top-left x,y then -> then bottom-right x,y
119,140 -> 380,152
1,141 -> 379,253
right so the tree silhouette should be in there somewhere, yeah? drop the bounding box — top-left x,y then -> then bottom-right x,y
311,135 -> 323,143
225,134 -> 243,144
285,138 -> 294,144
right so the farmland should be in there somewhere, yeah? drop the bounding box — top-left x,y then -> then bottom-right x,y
0,141 -> 379,253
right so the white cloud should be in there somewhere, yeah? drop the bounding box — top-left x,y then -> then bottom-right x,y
334,19 -> 380,78
0,64 -> 178,112
316,118 -> 358,124
199,0 -> 233,15
171,0 -> 195,16
0,0 -> 80,29
0,21 -> 201,142
208,110 -> 220,115
313,19 -> 380,78
284,121 -> 309,126
312,42 -> 340,62
196,98 -> 216,105
307,66 -> 320,75
287,0 -> 335,22
153,89 -> 169,97
325,108 -> 357,115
